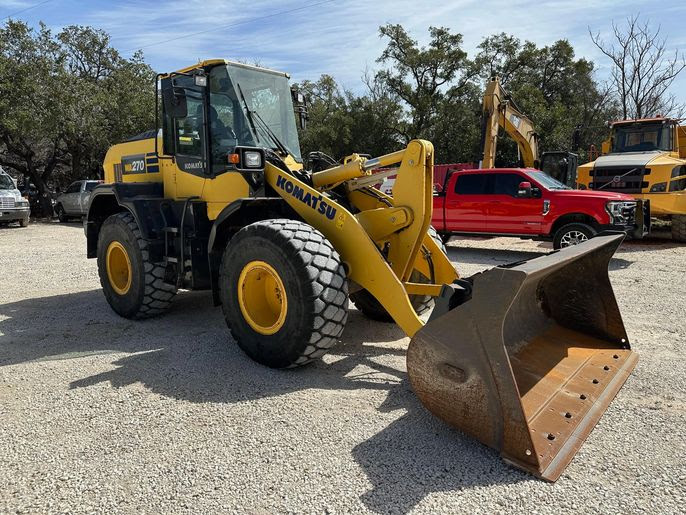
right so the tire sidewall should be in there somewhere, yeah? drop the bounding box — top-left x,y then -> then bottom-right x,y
553,223 -> 596,249
97,214 -> 146,317
220,230 -> 315,368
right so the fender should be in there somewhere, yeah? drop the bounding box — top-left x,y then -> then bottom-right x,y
207,196 -> 297,305
86,182 -> 165,258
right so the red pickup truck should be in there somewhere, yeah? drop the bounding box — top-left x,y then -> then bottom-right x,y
433,168 -> 649,249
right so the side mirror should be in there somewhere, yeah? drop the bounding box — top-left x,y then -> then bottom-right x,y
517,181 -> 532,198
162,86 -> 188,118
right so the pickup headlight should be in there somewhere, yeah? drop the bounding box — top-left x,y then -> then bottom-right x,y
605,200 -> 636,224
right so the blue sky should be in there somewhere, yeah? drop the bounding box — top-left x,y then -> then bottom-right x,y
3,0 -> 686,103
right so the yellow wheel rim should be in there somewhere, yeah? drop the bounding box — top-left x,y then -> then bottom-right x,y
237,261 -> 288,335
106,241 -> 132,295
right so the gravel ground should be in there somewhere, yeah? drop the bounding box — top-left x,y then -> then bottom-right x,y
0,221 -> 684,514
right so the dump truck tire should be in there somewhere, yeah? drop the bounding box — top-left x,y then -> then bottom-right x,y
219,219 -> 349,368
553,222 -> 596,249
672,215 -> 686,242
97,212 -> 177,319
351,226 -> 446,321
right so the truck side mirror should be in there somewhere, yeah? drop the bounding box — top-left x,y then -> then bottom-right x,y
162,86 -> 188,118
517,181 -> 532,198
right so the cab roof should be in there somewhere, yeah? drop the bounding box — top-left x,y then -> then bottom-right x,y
611,116 -> 677,127
172,59 -> 290,78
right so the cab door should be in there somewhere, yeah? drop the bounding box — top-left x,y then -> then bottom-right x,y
161,76 -> 208,200
487,172 -> 544,234
62,182 -> 81,213
445,173 -> 489,232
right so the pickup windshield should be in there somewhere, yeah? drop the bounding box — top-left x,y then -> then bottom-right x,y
0,174 -> 14,190
525,171 -> 571,190
611,123 -> 673,152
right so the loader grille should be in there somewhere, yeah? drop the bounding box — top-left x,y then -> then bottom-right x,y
589,167 -> 649,193
0,197 -> 16,209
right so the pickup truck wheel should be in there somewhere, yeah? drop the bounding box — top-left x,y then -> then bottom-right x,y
55,204 -> 68,223
671,215 -> 686,242
351,226 -> 447,321
553,223 -> 597,249
19,216 -> 29,227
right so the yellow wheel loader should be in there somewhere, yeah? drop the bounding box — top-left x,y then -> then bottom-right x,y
85,59 -> 638,481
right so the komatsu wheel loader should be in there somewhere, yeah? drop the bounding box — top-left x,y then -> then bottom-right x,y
85,59 -> 638,481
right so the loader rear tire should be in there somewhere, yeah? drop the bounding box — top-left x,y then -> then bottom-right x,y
350,226 -> 447,322
219,219 -> 349,368
672,215 -> 686,242
97,212 -> 177,319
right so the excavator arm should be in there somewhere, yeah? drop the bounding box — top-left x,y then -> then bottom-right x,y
481,76 -> 540,169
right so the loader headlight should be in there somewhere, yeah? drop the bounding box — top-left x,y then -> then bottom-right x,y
650,182 -> 667,192
244,151 -> 263,168
605,201 -> 636,224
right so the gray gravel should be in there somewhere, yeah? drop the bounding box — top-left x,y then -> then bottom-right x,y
1,221 -> 684,514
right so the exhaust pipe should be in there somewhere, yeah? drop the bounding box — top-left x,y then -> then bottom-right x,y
407,233 -> 637,480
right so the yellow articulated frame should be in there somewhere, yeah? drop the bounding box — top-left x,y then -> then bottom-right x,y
266,139 -> 458,337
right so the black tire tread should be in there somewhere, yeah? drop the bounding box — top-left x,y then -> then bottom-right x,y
553,222 -> 596,250
99,212 -> 176,319
221,219 -> 348,367
672,215 -> 686,242
350,225 -> 447,321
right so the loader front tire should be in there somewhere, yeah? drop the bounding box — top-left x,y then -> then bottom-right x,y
97,212 -> 177,319
672,215 -> 686,242
350,226 -> 447,322
220,219 -> 349,368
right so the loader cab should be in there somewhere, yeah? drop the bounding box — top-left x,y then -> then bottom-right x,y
159,60 -> 304,182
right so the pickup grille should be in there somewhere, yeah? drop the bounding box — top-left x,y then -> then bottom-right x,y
589,167 -> 649,193
0,197 -> 16,209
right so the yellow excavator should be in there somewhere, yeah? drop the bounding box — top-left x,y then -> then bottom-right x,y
481,76 -> 579,187
85,60 -> 637,481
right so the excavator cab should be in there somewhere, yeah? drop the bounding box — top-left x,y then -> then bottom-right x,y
540,151 -> 578,188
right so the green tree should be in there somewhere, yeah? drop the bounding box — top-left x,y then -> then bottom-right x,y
0,21 -> 155,215
375,24 -> 477,143
475,34 -> 617,165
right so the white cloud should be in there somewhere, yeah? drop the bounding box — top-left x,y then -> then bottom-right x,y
51,0 -> 686,103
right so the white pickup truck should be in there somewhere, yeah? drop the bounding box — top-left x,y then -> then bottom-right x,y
0,169 -> 30,227
55,180 -> 102,222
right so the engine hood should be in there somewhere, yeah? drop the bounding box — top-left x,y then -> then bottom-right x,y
552,189 -> 635,201
593,151 -> 661,169
0,188 -> 20,199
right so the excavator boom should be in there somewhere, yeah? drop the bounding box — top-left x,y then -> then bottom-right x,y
481,76 -> 540,169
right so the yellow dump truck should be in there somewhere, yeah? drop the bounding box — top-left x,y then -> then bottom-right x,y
576,117 -> 686,240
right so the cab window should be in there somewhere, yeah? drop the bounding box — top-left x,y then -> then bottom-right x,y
163,75 -> 205,159
493,173 -> 525,196
455,174 -> 488,194
65,182 -> 81,194
209,66 -> 239,173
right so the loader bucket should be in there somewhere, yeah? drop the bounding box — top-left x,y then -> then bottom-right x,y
407,233 -> 637,481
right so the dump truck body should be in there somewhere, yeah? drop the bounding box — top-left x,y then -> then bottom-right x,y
86,59 -> 638,480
